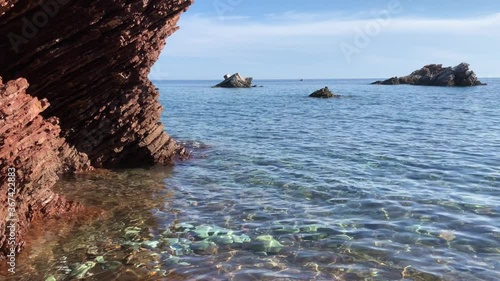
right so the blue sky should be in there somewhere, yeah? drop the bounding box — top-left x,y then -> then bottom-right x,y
151,0 -> 500,79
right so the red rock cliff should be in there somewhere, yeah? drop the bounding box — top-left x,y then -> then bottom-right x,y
0,0 -> 193,258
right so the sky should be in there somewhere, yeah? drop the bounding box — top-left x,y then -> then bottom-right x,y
151,0 -> 500,80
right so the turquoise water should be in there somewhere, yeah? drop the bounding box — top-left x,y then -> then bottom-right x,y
4,79 -> 499,280
157,79 -> 500,280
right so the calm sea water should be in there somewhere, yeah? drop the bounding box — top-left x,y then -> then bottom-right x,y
5,79 -> 500,280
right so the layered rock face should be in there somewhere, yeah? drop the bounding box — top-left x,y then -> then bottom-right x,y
0,77 -> 91,257
0,0 -> 191,167
372,63 -> 486,86
0,0 -> 192,257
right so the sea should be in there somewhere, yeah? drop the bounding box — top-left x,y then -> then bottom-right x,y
4,79 -> 500,281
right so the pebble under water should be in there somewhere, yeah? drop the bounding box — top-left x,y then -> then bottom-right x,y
4,79 -> 500,281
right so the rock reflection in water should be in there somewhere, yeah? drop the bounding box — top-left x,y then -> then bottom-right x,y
2,168 -> 190,281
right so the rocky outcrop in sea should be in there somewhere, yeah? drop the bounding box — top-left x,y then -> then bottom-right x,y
309,87 -> 339,98
372,63 -> 486,86
0,0 -> 192,257
213,73 -> 253,88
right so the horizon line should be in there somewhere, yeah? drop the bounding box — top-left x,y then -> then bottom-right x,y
151,77 -> 500,81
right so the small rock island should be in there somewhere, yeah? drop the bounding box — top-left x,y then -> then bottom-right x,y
213,73 -> 253,88
372,63 -> 486,87
309,87 -> 340,98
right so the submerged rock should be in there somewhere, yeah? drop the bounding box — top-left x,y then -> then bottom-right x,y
94,256 -> 106,264
164,255 -> 181,265
141,240 -> 160,249
245,235 -> 284,254
190,225 -> 233,240
190,241 -> 213,252
372,63 -> 486,86
309,87 -> 339,98
213,73 -> 253,88
162,238 -> 180,245
69,261 -> 96,279
210,234 -> 234,245
124,226 -> 142,239
86,246 -> 99,257
121,241 -> 141,251
232,234 -> 251,244
101,261 -> 123,271
299,225 -> 321,232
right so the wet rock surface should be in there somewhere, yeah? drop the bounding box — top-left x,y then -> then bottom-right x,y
372,63 -> 486,86
0,0 -> 193,258
0,77 -> 91,257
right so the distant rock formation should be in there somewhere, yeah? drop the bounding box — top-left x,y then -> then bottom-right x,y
213,73 -> 253,88
372,63 -> 486,86
309,87 -> 339,98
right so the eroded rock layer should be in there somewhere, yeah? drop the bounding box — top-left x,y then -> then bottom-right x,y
0,0 -> 193,257
0,0 -> 191,167
0,77 -> 91,256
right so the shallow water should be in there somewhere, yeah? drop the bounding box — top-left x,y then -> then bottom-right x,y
4,79 -> 500,280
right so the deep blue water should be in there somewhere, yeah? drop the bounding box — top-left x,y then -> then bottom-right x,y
156,79 -> 500,280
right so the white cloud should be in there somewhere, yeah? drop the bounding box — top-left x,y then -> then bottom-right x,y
182,12 -> 500,36
164,12 -> 500,57
156,11 -> 500,79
